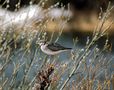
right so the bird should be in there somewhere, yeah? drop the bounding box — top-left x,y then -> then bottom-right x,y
38,40 -> 72,55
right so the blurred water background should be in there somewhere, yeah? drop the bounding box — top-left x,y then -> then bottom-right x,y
0,0 -> 114,89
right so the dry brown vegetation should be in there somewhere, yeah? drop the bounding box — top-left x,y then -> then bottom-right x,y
0,0 -> 113,90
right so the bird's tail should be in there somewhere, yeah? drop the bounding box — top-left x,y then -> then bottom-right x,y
65,48 -> 72,50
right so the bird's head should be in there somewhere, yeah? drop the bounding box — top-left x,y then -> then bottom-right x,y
38,40 -> 47,46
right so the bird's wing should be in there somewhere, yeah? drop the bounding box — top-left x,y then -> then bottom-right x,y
47,43 -> 67,51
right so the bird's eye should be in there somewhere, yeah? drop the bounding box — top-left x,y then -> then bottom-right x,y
41,43 -> 44,45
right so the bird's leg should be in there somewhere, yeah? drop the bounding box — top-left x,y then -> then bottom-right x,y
52,55 -> 59,65
40,55 -> 48,69
41,55 -> 53,68
47,55 -> 55,65
47,55 -> 52,64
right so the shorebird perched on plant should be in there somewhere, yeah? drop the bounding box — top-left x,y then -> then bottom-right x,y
38,40 -> 72,55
